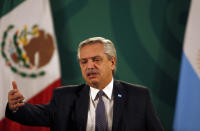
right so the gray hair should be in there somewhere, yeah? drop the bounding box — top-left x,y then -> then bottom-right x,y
77,37 -> 117,74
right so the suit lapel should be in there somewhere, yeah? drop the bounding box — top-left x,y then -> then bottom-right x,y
73,84 -> 90,131
112,80 -> 127,131
72,81 -> 127,131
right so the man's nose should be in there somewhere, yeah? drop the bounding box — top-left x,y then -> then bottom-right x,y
87,60 -> 95,69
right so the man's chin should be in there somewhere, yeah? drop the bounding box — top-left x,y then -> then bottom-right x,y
87,79 -> 99,87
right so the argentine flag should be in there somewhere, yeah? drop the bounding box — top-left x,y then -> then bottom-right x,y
174,0 -> 200,130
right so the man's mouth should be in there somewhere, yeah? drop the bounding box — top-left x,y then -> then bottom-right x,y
87,72 -> 98,78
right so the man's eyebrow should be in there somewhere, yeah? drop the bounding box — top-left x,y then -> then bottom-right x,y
79,58 -> 87,60
92,56 -> 101,59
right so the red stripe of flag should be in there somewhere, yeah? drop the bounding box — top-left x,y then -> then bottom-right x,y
0,78 -> 61,131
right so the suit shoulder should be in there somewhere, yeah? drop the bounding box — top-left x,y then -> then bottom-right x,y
115,80 -> 151,99
116,80 -> 149,93
53,84 -> 86,96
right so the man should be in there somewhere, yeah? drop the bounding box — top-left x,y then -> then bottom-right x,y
6,37 -> 164,131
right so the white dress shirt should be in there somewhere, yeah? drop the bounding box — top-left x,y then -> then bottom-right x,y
86,78 -> 114,131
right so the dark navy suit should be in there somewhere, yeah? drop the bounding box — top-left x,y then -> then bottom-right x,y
6,80 -> 164,131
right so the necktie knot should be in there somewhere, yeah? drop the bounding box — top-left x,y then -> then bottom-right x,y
97,90 -> 104,97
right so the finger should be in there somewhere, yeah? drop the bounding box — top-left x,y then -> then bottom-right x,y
8,92 -> 24,102
9,97 -> 25,105
14,102 -> 25,110
8,94 -> 24,101
9,102 -> 25,111
17,102 -> 25,107
8,89 -> 18,95
9,103 -> 18,111
9,104 -> 15,110
12,81 -> 18,90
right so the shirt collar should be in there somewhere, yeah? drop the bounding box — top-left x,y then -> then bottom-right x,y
90,78 -> 114,101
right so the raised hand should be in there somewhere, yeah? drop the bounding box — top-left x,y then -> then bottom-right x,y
8,81 -> 25,112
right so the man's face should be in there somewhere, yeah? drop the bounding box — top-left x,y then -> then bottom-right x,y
79,43 -> 116,89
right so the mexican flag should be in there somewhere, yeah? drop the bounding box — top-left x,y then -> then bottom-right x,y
0,0 -> 61,131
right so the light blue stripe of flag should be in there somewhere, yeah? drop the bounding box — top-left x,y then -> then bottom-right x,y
174,53 -> 200,131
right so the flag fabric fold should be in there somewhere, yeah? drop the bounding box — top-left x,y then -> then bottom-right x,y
174,0 -> 200,130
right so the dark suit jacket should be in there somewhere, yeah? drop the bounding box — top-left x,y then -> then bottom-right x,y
6,80 -> 164,131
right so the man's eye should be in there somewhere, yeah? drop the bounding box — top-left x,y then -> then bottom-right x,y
93,57 -> 102,62
80,59 -> 87,64
94,59 -> 100,61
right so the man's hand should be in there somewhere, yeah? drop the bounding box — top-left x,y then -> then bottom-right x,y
8,81 -> 25,112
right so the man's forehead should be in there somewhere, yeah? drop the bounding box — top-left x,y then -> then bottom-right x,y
80,55 -> 103,60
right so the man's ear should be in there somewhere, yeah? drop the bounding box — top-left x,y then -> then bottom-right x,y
111,57 -> 116,69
